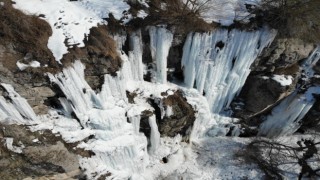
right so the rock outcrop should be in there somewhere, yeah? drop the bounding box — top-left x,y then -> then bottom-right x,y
0,124 -> 85,179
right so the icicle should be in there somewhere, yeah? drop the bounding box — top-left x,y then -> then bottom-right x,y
149,26 -> 173,84
129,30 -> 144,81
127,106 -> 146,135
302,46 -> 320,78
182,27 -> 277,114
148,114 -> 160,154
114,30 -> 144,82
0,84 -> 38,123
47,60 -> 105,127
99,73 -> 127,102
258,87 -> 320,138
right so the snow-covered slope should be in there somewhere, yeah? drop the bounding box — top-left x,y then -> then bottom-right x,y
13,0 -> 130,61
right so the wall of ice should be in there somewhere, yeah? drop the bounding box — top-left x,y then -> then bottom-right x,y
182,27 -> 276,114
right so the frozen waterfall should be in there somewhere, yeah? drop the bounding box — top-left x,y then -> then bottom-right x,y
182,27 -> 276,113
259,47 -> 320,138
149,27 -> 173,84
258,89 -> 319,138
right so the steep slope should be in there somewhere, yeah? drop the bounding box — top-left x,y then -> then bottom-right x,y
0,0 -> 320,179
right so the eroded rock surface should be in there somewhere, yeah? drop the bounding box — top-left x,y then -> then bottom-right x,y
0,124 -> 84,179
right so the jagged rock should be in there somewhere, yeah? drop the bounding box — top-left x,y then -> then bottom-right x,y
300,97 -> 320,132
235,38 -> 314,119
159,91 -> 195,137
139,91 -> 195,138
253,38 -> 315,72
23,141 -> 79,172
23,170 -> 82,180
236,75 -> 295,118
139,110 -> 154,138
0,124 -> 82,179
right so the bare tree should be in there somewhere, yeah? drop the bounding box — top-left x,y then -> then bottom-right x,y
146,0 -> 213,33
239,137 -> 320,179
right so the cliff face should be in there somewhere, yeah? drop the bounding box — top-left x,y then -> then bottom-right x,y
0,1 -> 122,114
0,0 -> 320,179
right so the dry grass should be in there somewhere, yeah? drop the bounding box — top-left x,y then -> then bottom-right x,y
126,0 -> 216,36
0,0 -> 121,77
261,0 -> 320,43
0,0 -> 58,71
63,25 -> 122,76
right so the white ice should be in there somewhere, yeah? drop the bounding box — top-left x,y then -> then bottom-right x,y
182,27 -> 276,114
0,84 -> 38,124
149,27 -> 174,84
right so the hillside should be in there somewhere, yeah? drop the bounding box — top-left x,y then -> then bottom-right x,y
0,0 -> 320,179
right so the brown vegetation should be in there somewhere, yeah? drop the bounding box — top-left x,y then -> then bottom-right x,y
0,0 -> 122,94
0,0 -> 58,72
258,0 -> 320,43
238,138 -> 320,179
127,0 -> 215,36
63,25 -> 122,77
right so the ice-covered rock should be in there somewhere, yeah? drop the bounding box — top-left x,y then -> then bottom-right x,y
259,47 -> 320,138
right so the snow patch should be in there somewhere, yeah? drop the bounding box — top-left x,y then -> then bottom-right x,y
137,10 -> 148,19
16,60 -> 40,71
272,74 -> 293,86
4,138 -> 24,153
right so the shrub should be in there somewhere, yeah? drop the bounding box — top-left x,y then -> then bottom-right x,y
259,0 -> 320,43
238,137 -> 320,179
145,0 -> 215,33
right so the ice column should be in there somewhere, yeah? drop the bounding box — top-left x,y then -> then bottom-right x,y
182,27 -> 276,113
114,31 -> 144,82
149,26 -> 173,84
129,31 -> 144,81
148,115 -> 160,154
